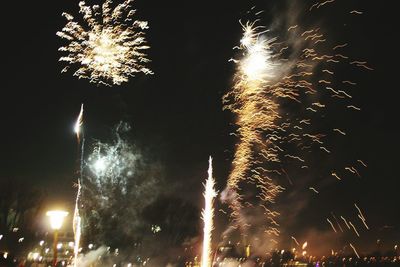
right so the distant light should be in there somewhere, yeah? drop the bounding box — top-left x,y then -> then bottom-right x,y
151,225 -> 161,233
88,244 -> 94,249
45,248 -> 50,254
0,234 -> 3,240
39,240 -> 45,246
18,237 -> 24,243
3,252 -> 8,259
57,243 -> 63,250
32,252 -> 40,260
46,210 -> 69,230
12,228 -> 19,232
69,242 -> 74,248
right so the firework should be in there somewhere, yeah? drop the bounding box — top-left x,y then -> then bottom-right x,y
87,124 -> 138,188
73,104 -> 84,267
223,21 -> 284,241
223,8 -> 370,246
57,0 -> 152,85
83,122 -> 161,247
201,157 -> 217,267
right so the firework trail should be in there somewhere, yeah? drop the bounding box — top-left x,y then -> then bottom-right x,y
73,104 -> 84,267
222,21 -> 285,242
57,0 -> 152,86
223,13 -> 370,245
201,157 -> 217,267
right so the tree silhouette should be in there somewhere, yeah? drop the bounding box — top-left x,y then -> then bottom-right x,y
0,178 -> 45,256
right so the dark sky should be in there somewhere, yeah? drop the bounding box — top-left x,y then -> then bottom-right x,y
1,0 -> 399,255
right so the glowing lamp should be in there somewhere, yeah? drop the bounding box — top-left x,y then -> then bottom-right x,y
46,210 -> 69,230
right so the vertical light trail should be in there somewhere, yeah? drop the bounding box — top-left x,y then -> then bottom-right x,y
73,104 -> 84,267
201,156 -> 217,267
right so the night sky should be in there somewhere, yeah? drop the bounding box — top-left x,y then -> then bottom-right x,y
1,0 -> 399,255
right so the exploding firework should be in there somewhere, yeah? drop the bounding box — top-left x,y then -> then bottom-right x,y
201,157 -> 217,267
57,0 -> 152,86
83,122 -> 161,247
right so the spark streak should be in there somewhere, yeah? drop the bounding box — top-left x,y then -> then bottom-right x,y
201,157 -> 217,267
327,218 -> 337,233
309,187 -> 319,194
349,221 -> 360,237
350,243 -> 360,258
291,236 -> 300,246
355,203 -> 369,230
341,216 -> 351,229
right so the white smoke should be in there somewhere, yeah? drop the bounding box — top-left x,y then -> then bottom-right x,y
76,246 -> 107,267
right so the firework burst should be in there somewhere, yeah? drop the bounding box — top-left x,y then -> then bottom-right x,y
57,0 -> 152,86
82,122 -> 162,247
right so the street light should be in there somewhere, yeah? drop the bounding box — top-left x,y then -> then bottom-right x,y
46,210 -> 68,267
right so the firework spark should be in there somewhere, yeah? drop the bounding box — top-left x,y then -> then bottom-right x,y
355,203 -> 369,230
350,243 -> 360,258
57,0 -> 152,85
291,236 -> 300,246
201,157 -> 217,267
